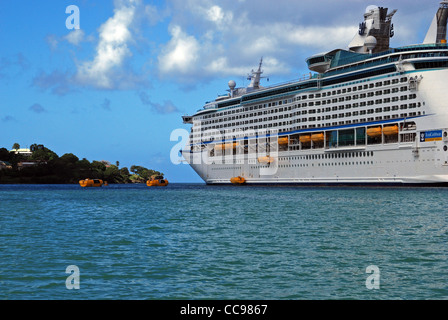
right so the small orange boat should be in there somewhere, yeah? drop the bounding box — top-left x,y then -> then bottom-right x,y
230,176 -> 246,185
79,179 -> 105,187
147,175 -> 169,187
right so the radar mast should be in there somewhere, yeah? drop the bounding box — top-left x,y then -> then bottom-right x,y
247,57 -> 264,92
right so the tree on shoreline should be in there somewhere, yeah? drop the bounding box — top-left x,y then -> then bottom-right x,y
0,144 -> 162,184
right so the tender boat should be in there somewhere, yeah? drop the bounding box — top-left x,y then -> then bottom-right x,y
230,176 -> 246,184
147,175 -> 169,187
79,179 -> 105,187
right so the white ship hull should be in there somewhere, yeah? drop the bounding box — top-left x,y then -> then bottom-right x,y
186,144 -> 448,186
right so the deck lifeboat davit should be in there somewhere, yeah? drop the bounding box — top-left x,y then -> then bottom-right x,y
79,179 -> 105,187
147,175 -> 169,187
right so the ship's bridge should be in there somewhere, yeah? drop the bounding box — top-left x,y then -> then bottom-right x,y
306,50 -> 339,73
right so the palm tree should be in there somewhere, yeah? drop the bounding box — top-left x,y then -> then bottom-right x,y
12,143 -> 20,151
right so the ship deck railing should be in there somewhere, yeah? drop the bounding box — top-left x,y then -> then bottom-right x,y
330,43 -> 448,70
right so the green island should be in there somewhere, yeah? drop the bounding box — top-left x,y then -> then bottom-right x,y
0,143 -> 163,184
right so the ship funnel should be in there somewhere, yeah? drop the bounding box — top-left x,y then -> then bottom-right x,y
423,1 -> 448,44
348,6 -> 396,54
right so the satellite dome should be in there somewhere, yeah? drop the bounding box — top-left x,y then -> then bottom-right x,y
365,5 -> 378,13
365,35 -> 377,51
228,80 -> 236,90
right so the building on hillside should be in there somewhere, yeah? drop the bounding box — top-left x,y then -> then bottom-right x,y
10,148 -> 32,157
17,161 -> 46,170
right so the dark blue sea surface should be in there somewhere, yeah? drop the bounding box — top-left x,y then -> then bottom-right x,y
0,183 -> 447,300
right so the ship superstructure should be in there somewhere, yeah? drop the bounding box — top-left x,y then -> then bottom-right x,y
182,3 -> 448,186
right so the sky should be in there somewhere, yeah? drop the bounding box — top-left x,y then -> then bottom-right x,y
0,0 -> 441,182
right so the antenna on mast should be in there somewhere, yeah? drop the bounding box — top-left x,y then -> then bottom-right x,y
247,57 -> 266,91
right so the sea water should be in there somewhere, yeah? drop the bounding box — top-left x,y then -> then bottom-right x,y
0,184 -> 447,300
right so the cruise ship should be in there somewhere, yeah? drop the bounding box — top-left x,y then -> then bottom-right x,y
181,2 -> 448,186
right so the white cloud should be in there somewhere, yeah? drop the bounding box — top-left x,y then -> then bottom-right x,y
46,34 -> 59,50
277,24 -> 358,50
156,1 -> 358,83
42,0 -> 436,93
261,57 -> 289,75
157,0 -> 432,85
64,29 -> 95,46
75,0 -> 139,89
205,5 -> 233,29
158,25 -> 200,75
207,57 -> 246,76
65,29 -> 86,46
144,3 -> 170,26
45,30 -> 94,51
39,0 -> 154,93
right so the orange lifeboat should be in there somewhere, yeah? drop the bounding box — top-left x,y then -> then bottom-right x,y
278,137 -> 288,145
214,142 -> 239,150
230,176 -> 246,185
147,175 -> 169,187
311,133 -> 325,142
79,179 -> 104,187
300,135 -> 311,143
383,125 -> 399,136
258,156 -> 275,164
367,127 -> 382,137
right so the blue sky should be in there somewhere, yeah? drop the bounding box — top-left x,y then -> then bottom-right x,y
0,0 -> 439,182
